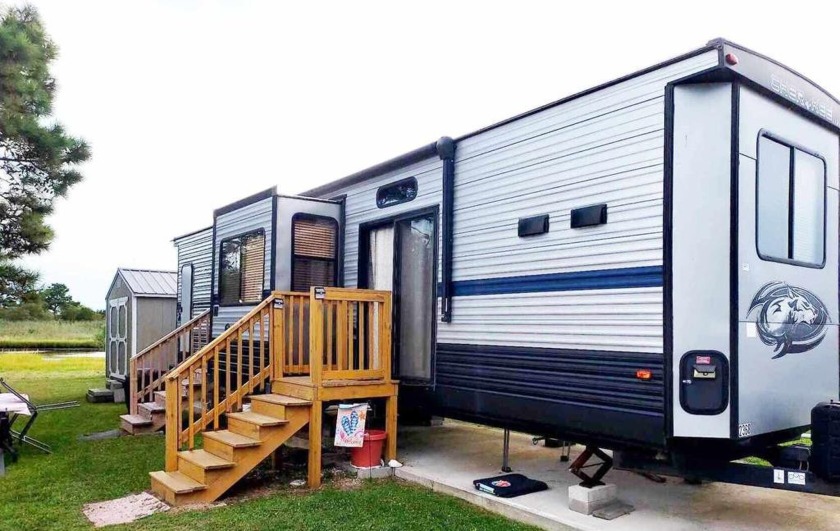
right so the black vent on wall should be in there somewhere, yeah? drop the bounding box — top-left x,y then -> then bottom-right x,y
571,204 -> 608,228
518,214 -> 550,237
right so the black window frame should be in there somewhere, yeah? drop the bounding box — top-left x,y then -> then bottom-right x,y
217,228 -> 267,307
755,130 -> 827,269
376,176 -> 418,209
290,213 -> 339,292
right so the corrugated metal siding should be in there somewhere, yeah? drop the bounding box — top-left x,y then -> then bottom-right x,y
174,227 -> 212,323
327,156 -> 443,287
437,50 -> 719,354
441,287 -> 662,352
434,343 -> 666,446
213,197 -> 273,336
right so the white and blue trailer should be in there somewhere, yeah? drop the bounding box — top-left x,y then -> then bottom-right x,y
191,38 -> 840,492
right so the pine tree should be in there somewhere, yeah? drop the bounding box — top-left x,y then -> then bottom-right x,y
0,5 -> 89,260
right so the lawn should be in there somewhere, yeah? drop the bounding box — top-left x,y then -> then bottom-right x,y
0,319 -> 104,349
0,353 -> 537,531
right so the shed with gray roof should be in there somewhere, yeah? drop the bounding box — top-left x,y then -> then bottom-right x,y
104,268 -> 177,381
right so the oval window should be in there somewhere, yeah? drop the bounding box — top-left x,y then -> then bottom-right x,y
376,177 -> 418,208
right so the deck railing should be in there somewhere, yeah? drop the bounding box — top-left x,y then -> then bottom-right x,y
163,288 -> 393,471
278,292 -> 311,376
129,309 -> 211,415
309,287 -> 393,385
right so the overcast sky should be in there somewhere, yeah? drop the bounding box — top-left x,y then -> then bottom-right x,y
17,0 -> 840,309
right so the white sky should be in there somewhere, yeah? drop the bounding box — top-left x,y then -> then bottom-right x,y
17,0 -> 840,309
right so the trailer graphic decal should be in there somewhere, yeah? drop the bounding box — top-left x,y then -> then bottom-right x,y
747,281 -> 830,358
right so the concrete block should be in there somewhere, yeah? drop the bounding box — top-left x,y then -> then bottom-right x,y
112,387 -> 126,404
568,484 -> 617,515
86,388 -> 114,403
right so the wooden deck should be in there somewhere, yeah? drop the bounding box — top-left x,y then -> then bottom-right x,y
146,287 -> 397,505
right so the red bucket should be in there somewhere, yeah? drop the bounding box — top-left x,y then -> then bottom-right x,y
350,429 -> 387,468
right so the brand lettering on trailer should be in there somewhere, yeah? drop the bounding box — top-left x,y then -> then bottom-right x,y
770,74 -> 835,124
747,281 -> 830,359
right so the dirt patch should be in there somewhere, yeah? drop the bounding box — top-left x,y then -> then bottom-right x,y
82,492 -> 169,527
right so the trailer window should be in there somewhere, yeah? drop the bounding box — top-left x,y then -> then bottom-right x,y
219,231 -> 265,305
756,134 -> 826,267
376,177 -> 417,208
291,214 -> 338,292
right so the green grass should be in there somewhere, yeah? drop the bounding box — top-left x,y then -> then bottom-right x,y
0,353 -> 537,531
0,320 -> 104,349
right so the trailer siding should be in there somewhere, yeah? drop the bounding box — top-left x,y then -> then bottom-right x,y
326,156 -> 444,288
437,51 -> 718,355
174,227 -> 212,324
212,196 -> 273,336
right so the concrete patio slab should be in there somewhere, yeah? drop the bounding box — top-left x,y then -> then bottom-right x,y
395,420 -> 840,531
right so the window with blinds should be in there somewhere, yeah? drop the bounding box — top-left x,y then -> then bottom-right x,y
292,215 -> 338,292
219,231 -> 266,305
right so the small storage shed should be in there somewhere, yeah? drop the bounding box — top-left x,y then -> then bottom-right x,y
104,268 -> 177,381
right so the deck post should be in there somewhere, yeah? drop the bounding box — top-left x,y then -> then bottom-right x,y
385,392 -> 398,461
308,400 -> 323,488
164,377 -> 179,472
129,357 -> 137,415
309,288 -> 324,387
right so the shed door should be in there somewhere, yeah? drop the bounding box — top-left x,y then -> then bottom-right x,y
108,297 -> 128,378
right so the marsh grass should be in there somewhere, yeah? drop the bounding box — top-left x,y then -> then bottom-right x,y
0,320 -> 104,349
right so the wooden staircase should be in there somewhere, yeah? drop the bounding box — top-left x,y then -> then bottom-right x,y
121,310 -> 211,435
120,391 -> 168,434
151,393 -> 311,505
146,288 -> 398,506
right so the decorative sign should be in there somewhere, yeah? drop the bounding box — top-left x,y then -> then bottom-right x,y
273,299 -> 284,309
334,403 -> 367,447
314,287 -> 326,300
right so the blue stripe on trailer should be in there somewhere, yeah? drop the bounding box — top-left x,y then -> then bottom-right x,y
442,265 -> 663,297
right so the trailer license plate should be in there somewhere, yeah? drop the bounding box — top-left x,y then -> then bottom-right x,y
738,423 -> 752,437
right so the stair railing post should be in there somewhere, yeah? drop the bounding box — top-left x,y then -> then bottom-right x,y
129,355 -> 137,415
309,288 -> 324,387
381,291 -> 393,383
164,376 -> 179,472
271,293 -> 284,380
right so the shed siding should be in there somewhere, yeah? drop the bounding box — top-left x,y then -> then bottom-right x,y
136,297 -> 177,353
175,227 -> 213,324
212,196 -> 273,336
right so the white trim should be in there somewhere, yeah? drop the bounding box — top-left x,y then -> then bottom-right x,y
131,295 -> 138,357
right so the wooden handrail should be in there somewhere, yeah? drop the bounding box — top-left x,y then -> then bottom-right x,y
129,309 -> 210,415
162,288 -> 394,471
164,292 -> 304,470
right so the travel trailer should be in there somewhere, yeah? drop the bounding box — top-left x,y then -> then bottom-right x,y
299,38 -> 840,486
173,226 -> 212,326
143,38 -> 840,500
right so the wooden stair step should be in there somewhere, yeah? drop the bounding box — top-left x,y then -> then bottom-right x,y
250,394 -> 311,407
226,411 -> 288,427
202,430 -> 262,448
149,470 -> 206,494
179,449 -> 234,470
138,402 -> 165,414
120,414 -> 152,426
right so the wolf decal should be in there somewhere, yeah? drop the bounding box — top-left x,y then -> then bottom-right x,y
747,281 -> 830,359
